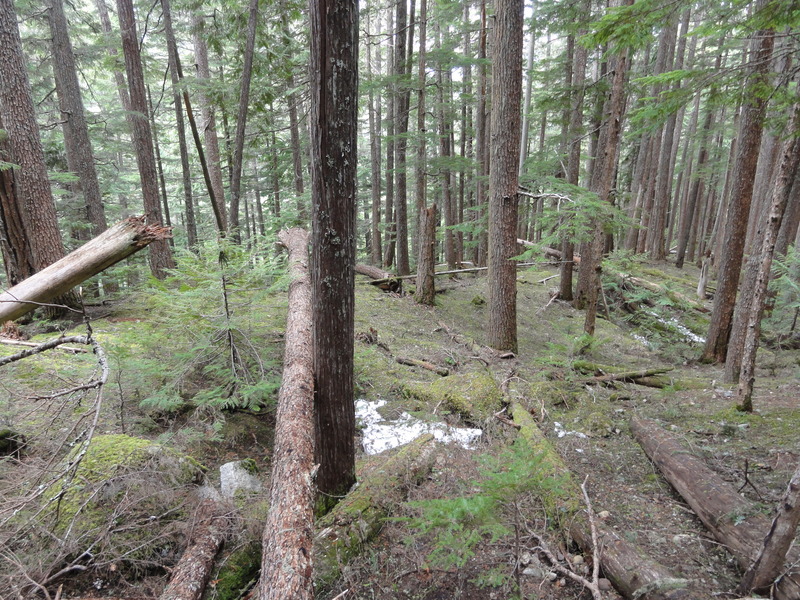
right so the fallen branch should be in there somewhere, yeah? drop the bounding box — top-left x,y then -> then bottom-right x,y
313,435 -> 438,589
0,335 -> 92,368
355,264 -> 402,293
366,262 -> 542,286
631,417 -> 800,600
395,356 -> 449,376
159,500 -> 229,600
0,338 -> 87,353
0,216 -> 170,323
589,367 -> 674,385
259,228 -> 315,600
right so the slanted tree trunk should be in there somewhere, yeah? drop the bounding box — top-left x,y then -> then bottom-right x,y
160,500 -> 228,600
702,24 -> 774,363
487,0 -> 523,353
310,0 -> 359,510
117,0 -> 174,278
48,0 -> 108,240
259,228 -> 315,600
631,416 -> 800,600
228,0 -> 259,242
416,204 -> 436,305
0,217 -> 170,323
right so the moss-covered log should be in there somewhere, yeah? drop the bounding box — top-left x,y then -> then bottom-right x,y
401,371 -> 503,423
509,404 -> 696,599
631,417 -> 800,600
313,434 -> 437,589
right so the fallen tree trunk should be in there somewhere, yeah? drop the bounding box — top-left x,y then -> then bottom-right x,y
509,404 -> 695,599
355,263 -> 402,293
259,228 -> 316,600
313,434 -> 438,589
631,416 -> 800,600
0,216 -> 170,323
396,356 -> 449,376
590,367 -> 674,385
573,361 -> 674,388
159,499 -> 229,600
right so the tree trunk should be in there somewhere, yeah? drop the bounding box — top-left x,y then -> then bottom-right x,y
160,500 -> 228,600
414,0 -> 427,259
259,228 -> 315,600
474,0 -> 488,267
631,416 -> 800,600
416,205 -> 436,305
310,0 -> 358,510
228,0 -> 259,241
367,13 -> 382,265
394,0 -> 413,276
729,100 -> 800,407
0,217 -> 170,323
48,0 -> 108,240
702,25 -> 774,364
117,0 -> 174,278
487,0 -> 523,353
192,13 -> 228,228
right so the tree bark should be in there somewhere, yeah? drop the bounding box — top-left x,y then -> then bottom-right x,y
702,24 -> 774,363
116,0 -> 174,278
394,0 -> 413,276
228,0 -> 259,241
367,12 -> 382,265
310,0 -> 359,510
487,0 -> 523,353
48,0 -> 108,239
160,500 -> 228,600
259,228 -> 315,600
631,416 -> 800,600
0,217 -> 170,323
416,204 -> 436,305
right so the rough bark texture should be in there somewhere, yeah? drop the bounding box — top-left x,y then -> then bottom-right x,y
739,463 -> 800,595
0,0 -> 67,273
0,217 -> 169,323
729,101 -> 800,407
416,204 -> 436,305
48,0 -> 108,239
510,405 -> 695,599
313,435 -> 438,589
116,0 -> 174,278
487,0 -> 523,353
159,500 -> 228,600
631,416 -> 800,600
310,0 -> 359,508
259,228 -> 315,600
702,27 -> 774,363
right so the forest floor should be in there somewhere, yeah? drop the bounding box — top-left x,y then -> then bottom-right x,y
0,253 -> 798,600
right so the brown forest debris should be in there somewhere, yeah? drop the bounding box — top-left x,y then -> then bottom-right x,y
395,356 -> 449,376
0,216 -> 170,323
355,263 -> 402,293
509,403 -> 695,599
259,228 -> 316,600
631,416 -> 800,600
159,500 -> 229,600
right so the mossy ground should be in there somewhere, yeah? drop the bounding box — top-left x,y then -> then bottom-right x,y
0,256 -> 798,599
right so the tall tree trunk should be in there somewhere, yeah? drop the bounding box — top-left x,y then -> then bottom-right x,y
383,7 -> 396,269
309,0 -> 358,511
487,0 -> 523,353
162,0 -> 197,248
192,13 -> 228,228
228,0 -> 259,241
147,86 -> 174,242
116,0 -> 174,278
368,11 -> 382,266
474,0 -> 488,266
702,24 -> 774,364
394,0 -> 414,276
415,0 -> 428,257
518,0 -> 536,178
48,0 -> 108,239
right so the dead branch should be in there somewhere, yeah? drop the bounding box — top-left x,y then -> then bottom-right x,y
395,356 -> 449,376
0,338 -> 87,353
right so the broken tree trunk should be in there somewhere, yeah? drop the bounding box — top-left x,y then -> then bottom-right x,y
355,263 -> 402,293
0,216 -> 170,323
259,228 -> 315,600
313,434 -> 438,589
631,416 -> 800,600
740,462 -> 800,595
509,403 -> 696,599
159,499 -> 229,600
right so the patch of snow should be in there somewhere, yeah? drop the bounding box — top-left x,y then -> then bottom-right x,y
356,399 -> 482,455
554,421 -> 588,439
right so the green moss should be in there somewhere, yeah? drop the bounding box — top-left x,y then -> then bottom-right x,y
211,541 -> 262,600
240,458 -> 259,475
401,371 -> 503,423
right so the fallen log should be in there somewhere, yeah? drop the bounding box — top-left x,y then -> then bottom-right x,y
355,264 -> 402,293
0,216 -> 170,323
518,241 -> 582,265
590,367 -> 674,385
608,272 -> 709,313
0,338 -> 87,353
631,416 -> 800,600
159,499 -> 229,600
572,361 -> 674,388
396,356 -> 449,376
313,434 -> 438,589
509,403 -> 695,599
259,228 -> 316,600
